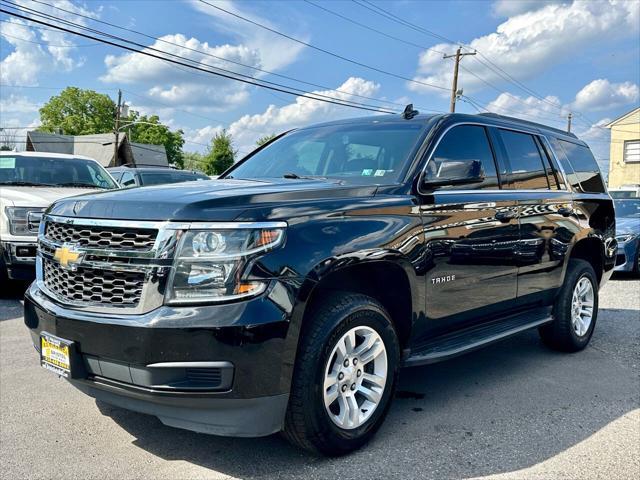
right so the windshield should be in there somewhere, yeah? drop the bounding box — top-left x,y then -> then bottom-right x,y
615,199 -> 640,218
140,171 -> 208,186
0,155 -> 117,189
225,122 -> 427,184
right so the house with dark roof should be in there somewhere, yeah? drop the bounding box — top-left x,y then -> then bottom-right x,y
25,131 -> 168,167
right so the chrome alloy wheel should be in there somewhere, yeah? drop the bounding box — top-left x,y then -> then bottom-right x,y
323,326 -> 388,430
571,276 -> 595,337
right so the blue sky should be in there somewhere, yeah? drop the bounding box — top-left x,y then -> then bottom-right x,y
1,0 -> 639,169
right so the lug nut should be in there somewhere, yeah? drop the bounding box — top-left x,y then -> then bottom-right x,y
343,359 -> 349,367
341,384 -> 348,392
350,383 -> 356,391
338,372 -> 344,380
357,370 -> 362,377
353,358 -> 358,365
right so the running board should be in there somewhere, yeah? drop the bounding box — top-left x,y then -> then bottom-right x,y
403,307 -> 553,367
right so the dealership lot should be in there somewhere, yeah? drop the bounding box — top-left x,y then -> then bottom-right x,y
1,277 -> 638,480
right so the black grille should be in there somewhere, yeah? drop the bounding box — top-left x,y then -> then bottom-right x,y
43,259 -> 145,307
186,368 -> 222,387
45,222 -> 157,251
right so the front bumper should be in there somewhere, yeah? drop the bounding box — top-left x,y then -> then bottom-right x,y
614,238 -> 639,272
1,241 -> 37,280
24,282 -> 298,437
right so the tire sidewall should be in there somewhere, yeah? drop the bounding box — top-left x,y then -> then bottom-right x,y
560,263 -> 599,348
306,299 -> 400,451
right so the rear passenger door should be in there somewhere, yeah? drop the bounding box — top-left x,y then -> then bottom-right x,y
417,124 -> 519,337
492,127 -> 579,303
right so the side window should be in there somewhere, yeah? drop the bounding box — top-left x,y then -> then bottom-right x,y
557,140 -> 606,193
535,137 -> 562,190
426,125 -> 499,189
120,171 -> 137,187
499,129 -> 549,190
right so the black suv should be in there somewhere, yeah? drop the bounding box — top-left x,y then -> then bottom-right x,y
25,112 -> 615,455
108,165 -> 209,187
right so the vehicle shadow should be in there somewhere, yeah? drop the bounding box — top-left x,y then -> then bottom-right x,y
96,307 -> 639,479
0,281 -> 28,321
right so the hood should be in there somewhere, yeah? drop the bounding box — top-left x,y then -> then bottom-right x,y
0,186 -> 102,208
616,216 -> 640,235
47,179 -> 378,221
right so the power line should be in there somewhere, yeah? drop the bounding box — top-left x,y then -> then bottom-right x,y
197,0 -> 450,93
0,30 -> 98,47
24,0 -> 418,111
303,0 -> 447,55
0,5 -> 399,115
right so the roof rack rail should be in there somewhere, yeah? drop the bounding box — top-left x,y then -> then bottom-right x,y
119,163 -> 173,169
477,112 -> 577,138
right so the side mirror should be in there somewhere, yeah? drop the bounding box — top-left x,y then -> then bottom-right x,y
422,159 -> 485,187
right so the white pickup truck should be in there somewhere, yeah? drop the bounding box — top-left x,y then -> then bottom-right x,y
1,151 -> 117,283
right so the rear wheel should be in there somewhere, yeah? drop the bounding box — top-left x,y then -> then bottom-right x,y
284,292 -> 400,456
539,259 -> 598,352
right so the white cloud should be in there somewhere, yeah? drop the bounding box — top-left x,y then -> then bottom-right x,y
572,79 -> 639,111
492,0 -> 557,17
0,94 -> 40,114
189,0 -> 306,72
227,77 -> 381,154
411,0 -> 639,96
101,33 -> 261,112
0,0 -> 100,85
485,92 -> 569,128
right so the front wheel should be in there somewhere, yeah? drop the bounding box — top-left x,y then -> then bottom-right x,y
539,259 -> 599,352
284,293 -> 400,456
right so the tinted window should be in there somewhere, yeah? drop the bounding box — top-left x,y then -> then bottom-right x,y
499,129 -> 549,190
425,125 -> 499,189
557,140 -> 606,193
536,138 -> 562,190
139,171 -> 203,186
120,171 -> 136,187
0,155 -> 116,189
227,123 -> 427,185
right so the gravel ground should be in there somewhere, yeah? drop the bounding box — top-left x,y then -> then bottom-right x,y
1,276 -> 638,480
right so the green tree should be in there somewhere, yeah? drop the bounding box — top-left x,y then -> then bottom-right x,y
182,151 -> 205,172
256,133 -> 276,147
204,129 -> 236,175
38,87 -> 116,135
124,112 -> 185,168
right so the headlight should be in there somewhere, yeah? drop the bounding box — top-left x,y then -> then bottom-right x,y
616,234 -> 636,244
165,225 -> 285,304
4,207 -> 46,236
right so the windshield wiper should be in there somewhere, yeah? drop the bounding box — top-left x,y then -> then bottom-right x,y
0,181 -> 53,187
282,172 -> 327,180
55,182 -> 108,189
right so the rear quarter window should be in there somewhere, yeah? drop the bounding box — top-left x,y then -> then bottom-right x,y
556,140 -> 606,193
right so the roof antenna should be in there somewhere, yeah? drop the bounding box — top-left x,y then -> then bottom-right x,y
402,103 -> 419,119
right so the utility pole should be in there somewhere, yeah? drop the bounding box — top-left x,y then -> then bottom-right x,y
114,89 -> 122,166
566,112 -> 573,133
443,47 -> 476,113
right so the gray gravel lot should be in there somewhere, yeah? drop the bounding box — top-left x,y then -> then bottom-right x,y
1,277 -> 639,480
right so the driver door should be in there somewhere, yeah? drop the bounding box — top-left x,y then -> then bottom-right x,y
416,124 -> 520,338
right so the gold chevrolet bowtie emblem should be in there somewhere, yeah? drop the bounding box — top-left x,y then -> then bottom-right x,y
53,245 -> 82,267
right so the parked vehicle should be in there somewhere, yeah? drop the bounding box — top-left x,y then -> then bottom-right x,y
614,197 -> 640,274
609,184 -> 640,199
1,151 -> 117,282
25,112 -> 615,455
108,165 -> 209,187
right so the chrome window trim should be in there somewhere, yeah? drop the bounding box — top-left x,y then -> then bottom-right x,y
417,121 -> 571,195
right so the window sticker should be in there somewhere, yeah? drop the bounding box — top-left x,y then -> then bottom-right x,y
374,169 -> 386,176
361,169 -> 373,176
0,157 -> 16,169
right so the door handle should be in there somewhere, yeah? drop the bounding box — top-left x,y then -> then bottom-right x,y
494,210 -> 517,222
558,207 -> 574,217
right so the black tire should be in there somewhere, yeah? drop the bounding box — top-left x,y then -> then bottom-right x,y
283,292 -> 400,456
539,259 -> 599,352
